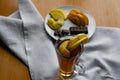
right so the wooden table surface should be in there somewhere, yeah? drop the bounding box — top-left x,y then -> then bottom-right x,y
0,0 -> 120,80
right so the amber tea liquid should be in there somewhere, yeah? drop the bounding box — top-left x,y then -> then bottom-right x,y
56,40 -> 82,77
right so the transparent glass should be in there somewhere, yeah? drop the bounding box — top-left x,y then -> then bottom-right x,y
55,39 -> 85,79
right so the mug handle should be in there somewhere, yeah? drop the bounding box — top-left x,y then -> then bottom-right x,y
74,58 -> 86,75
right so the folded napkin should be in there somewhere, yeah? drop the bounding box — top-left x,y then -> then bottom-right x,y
0,0 -> 58,79
0,0 -> 120,80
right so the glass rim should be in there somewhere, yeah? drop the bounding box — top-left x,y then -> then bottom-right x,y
55,39 -> 84,59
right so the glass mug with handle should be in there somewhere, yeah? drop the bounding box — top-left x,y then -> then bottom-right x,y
55,33 -> 88,78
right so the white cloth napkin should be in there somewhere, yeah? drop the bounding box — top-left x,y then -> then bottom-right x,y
0,0 -> 58,79
0,0 -> 120,80
78,27 -> 120,80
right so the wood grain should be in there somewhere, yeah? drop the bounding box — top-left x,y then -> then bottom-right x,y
0,0 -> 120,80
0,0 -> 18,16
32,0 -> 120,27
0,47 -> 31,80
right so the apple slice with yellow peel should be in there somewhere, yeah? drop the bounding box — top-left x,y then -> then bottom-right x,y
68,37 -> 88,51
67,36 -> 79,49
58,40 -> 70,57
49,9 -> 67,20
48,9 -> 66,30
67,33 -> 89,51
76,33 -> 89,43
47,18 -> 55,29
47,18 -> 64,30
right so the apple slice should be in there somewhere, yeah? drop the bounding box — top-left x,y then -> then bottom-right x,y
67,33 -> 89,51
58,40 -> 70,57
49,9 -> 67,20
47,18 -> 64,30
